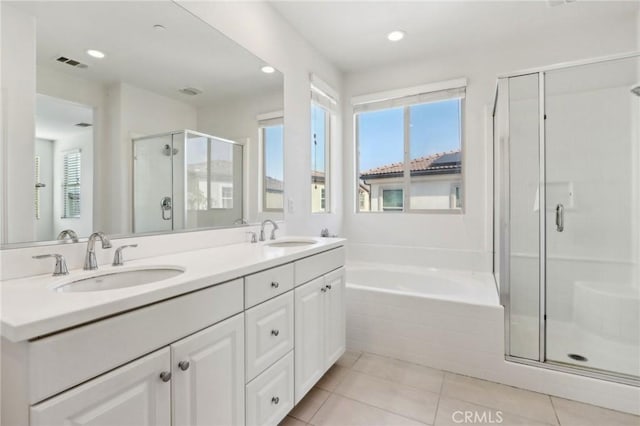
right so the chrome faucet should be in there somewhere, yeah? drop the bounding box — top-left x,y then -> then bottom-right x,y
57,229 -> 79,242
259,219 -> 279,241
84,232 -> 112,270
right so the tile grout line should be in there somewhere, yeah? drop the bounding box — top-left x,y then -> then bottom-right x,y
432,371 -> 447,426
549,395 -> 562,426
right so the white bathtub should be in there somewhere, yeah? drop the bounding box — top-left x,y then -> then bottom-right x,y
347,263 -> 499,306
346,262 -> 503,380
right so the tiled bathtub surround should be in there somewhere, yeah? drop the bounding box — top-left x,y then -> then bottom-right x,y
281,351 -> 640,426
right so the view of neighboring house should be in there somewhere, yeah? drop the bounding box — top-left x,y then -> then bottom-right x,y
359,150 -> 462,211
311,170 -> 326,213
264,176 -> 284,210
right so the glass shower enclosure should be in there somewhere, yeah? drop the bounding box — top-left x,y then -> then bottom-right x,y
132,130 -> 244,234
493,53 -> 639,384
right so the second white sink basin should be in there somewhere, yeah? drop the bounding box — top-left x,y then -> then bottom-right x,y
54,267 -> 185,293
266,238 -> 318,248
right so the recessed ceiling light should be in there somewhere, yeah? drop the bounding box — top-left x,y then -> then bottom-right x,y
86,49 -> 105,59
261,66 -> 275,74
153,24 -> 166,31
387,30 -> 405,42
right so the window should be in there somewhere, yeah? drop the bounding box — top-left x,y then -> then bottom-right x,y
62,149 -> 81,218
310,75 -> 337,213
382,188 -> 403,211
259,115 -> 284,212
355,80 -> 465,213
311,103 -> 330,213
221,186 -> 233,209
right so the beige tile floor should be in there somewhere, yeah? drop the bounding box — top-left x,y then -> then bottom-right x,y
280,351 -> 640,426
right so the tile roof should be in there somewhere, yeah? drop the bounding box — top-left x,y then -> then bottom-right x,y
360,150 -> 461,179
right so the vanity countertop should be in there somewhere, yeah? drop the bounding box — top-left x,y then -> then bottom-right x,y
0,237 -> 345,343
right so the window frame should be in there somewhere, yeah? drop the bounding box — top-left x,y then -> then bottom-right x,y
61,148 -> 81,219
354,80 -> 466,214
259,116 -> 284,213
311,101 -> 332,214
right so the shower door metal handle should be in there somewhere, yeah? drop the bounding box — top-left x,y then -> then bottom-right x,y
555,204 -> 564,232
161,196 -> 172,221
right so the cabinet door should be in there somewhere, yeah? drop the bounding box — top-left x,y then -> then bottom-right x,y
324,267 -> 346,368
294,276 -> 326,403
172,313 -> 245,426
30,348 -> 171,426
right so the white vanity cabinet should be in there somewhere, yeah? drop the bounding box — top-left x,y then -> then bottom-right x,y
30,313 -> 245,426
1,243 -> 346,426
294,266 -> 346,403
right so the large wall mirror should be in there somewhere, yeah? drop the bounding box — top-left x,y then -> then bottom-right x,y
1,1 -> 284,247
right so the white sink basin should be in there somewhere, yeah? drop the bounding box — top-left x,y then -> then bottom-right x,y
265,238 -> 318,248
54,267 -> 185,293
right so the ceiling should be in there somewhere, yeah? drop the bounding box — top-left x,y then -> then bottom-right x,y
6,1 -> 283,107
270,1 -> 639,73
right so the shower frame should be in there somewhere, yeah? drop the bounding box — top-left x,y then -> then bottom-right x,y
492,50 -> 640,386
131,129 -> 246,235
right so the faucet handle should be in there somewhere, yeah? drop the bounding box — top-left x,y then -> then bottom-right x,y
33,254 -> 69,276
112,244 -> 138,266
245,232 -> 257,243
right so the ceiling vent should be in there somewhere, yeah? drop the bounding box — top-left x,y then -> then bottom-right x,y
75,122 -> 92,127
179,87 -> 202,96
56,56 -> 88,69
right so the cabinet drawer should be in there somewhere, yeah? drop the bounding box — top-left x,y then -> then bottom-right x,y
245,263 -> 294,308
245,292 -> 294,381
294,246 -> 345,286
246,351 -> 294,426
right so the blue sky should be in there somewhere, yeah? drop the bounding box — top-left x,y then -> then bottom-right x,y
264,125 -> 284,180
358,98 -> 461,171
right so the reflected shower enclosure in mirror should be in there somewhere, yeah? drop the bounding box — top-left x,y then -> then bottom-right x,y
0,1 -> 284,247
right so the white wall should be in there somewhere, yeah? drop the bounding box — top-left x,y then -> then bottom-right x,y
34,138 -> 53,240
179,1 -> 344,238
197,89 -> 283,224
37,67 -> 108,233
343,17 -> 639,272
1,4 -> 36,244
107,82 -> 197,235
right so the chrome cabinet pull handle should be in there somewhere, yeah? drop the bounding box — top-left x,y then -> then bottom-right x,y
321,287 -> 327,292
325,284 -> 332,290
159,371 -> 172,382
271,329 -> 279,336
556,204 -> 564,232
271,281 -> 279,288
271,396 -> 280,404
178,361 -> 190,371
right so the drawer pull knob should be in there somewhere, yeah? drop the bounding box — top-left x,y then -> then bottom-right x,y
271,281 -> 279,288
272,396 -> 280,405
271,329 -> 280,336
326,284 -> 332,290
159,371 -> 172,382
178,361 -> 190,371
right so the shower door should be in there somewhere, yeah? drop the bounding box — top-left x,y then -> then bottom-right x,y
544,56 -> 640,378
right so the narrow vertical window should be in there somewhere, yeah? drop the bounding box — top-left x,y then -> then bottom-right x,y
310,75 -> 338,213
62,149 -> 81,218
259,115 -> 284,212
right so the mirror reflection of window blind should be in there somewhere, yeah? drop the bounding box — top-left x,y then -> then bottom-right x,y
34,156 -> 41,220
62,149 -> 81,218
